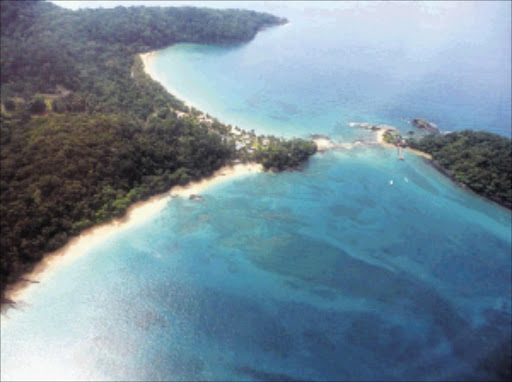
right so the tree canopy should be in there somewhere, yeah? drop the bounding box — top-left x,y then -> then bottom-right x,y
407,131 -> 511,208
0,1 -> 315,302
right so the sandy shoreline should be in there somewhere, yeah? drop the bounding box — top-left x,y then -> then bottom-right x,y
140,51 -> 195,110
404,147 -> 432,160
140,51 -> 241,131
4,51 -> 267,308
4,52 -> 433,309
375,127 -> 432,160
3,163 -> 262,309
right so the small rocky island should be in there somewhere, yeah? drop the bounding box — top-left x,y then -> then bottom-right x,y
411,118 -> 441,134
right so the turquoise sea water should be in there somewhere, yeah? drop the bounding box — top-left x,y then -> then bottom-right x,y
148,1 -> 511,140
2,2 -> 511,381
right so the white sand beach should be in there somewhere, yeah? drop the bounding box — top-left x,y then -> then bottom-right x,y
375,126 -> 397,147
405,146 -> 433,160
375,126 -> 432,160
3,163 -> 263,308
3,51 -> 435,309
140,51 -> 195,110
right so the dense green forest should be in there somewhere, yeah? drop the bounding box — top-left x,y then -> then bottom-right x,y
407,131 -> 511,208
0,0 -> 315,302
1,0 -> 286,100
256,138 -> 317,171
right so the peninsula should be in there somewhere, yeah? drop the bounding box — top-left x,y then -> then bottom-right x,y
0,0 -> 314,305
351,121 -> 511,209
407,129 -> 511,209
1,0 -> 509,309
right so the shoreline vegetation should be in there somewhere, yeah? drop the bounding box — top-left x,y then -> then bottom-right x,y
1,1 -> 510,309
407,130 -> 511,209
2,36 -> 315,309
140,52 -> 194,110
141,49 -> 511,210
350,122 -> 511,210
3,163 -> 262,309
0,0 -> 308,306
138,50 -> 317,172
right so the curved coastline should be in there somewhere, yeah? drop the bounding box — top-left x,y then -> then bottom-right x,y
374,127 -> 510,210
2,163 -> 262,311
140,50 -> 240,130
374,126 -> 432,160
140,51 -> 195,110
2,49 -> 265,310
3,45 -> 312,309
356,124 -> 511,210
374,126 -> 511,211
5,48 -> 507,310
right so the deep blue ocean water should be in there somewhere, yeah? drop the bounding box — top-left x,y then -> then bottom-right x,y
2,2 -> 511,381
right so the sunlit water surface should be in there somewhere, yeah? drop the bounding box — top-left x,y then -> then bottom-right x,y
2,2 -> 511,381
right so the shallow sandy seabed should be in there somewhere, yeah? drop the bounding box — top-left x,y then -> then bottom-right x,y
3,163 -> 262,308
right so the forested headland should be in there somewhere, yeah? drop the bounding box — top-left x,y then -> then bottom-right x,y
407,131 -> 511,209
0,0 -> 315,302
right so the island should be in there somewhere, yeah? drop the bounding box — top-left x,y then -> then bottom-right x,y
0,0 -> 313,305
411,118 -> 441,134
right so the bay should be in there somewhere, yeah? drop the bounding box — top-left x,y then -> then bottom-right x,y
2,2 -> 511,381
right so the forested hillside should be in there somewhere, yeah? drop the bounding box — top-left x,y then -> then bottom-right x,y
407,131 -> 511,208
0,0 -> 315,302
1,0 -> 285,113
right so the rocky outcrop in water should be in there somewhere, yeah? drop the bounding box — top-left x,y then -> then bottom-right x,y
348,122 -> 383,131
412,118 -> 441,134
